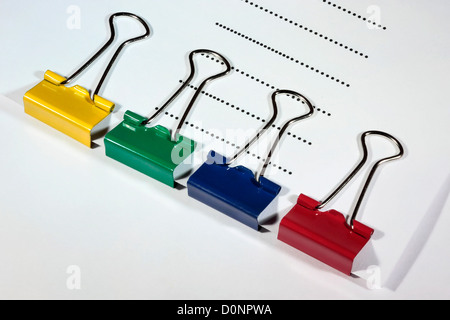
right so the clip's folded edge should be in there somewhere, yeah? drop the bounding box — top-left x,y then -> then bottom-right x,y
187,151 -> 281,230
23,70 -> 114,147
278,194 -> 374,275
104,110 -> 197,187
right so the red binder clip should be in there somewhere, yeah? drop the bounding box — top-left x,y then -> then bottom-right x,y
278,131 -> 404,275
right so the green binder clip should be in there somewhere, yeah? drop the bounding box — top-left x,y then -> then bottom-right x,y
104,49 -> 232,187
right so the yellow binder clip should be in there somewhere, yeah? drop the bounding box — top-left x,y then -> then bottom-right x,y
23,12 -> 151,147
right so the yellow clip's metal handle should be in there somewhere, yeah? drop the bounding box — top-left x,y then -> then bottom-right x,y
23,12 -> 150,147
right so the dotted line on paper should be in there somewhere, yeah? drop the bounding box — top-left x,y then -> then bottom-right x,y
322,0 -> 387,30
200,53 -> 281,93
179,80 -> 314,146
240,0 -> 369,58
215,22 -> 351,88
230,68 -> 332,117
181,81 -> 268,122
154,107 -> 294,175
200,53 -> 333,117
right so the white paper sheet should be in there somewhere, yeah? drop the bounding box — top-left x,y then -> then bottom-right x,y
0,0 -> 449,298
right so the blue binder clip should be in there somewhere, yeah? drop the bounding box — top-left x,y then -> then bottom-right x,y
187,90 -> 315,230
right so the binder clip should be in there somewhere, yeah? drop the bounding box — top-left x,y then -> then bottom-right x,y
278,131 -> 404,275
187,90 -> 315,230
104,49 -> 232,188
23,12 -> 151,147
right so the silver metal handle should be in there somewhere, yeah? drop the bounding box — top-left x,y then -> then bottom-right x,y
143,49 -> 232,142
62,12 -> 151,99
317,131 -> 405,228
227,90 -> 315,182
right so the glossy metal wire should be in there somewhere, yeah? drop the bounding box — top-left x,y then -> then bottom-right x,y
142,49 -> 232,142
61,12 -> 151,99
317,130 -> 404,228
226,90 -> 315,182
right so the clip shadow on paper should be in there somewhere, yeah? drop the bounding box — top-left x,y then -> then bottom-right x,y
23,12 -> 151,147
187,90 -> 315,231
104,49 -> 232,188
278,131 -> 405,275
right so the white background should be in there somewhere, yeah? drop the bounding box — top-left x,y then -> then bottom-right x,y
0,0 -> 449,299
